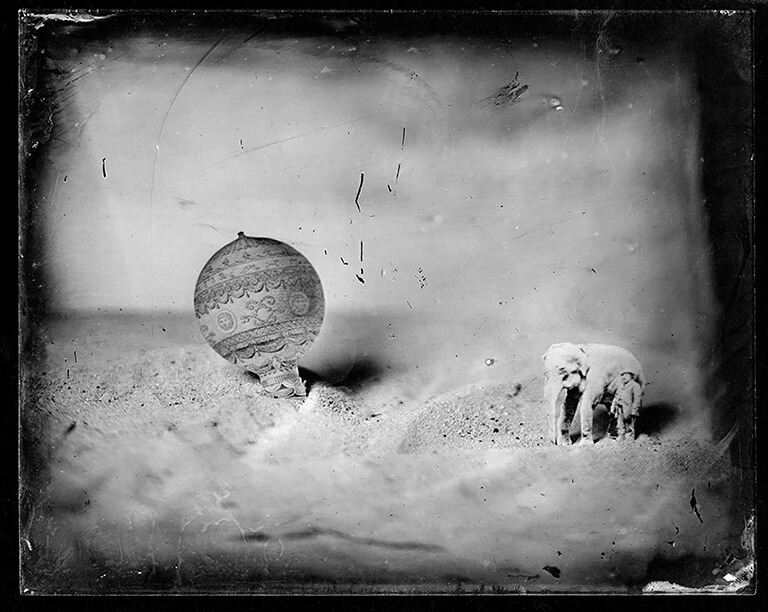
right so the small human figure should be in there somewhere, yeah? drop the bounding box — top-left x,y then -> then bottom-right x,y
609,371 -> 643,440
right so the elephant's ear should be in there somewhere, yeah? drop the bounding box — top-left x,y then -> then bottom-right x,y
576,345 -> 589,377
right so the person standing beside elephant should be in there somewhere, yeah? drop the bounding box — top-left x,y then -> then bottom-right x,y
609,371 -> 643,441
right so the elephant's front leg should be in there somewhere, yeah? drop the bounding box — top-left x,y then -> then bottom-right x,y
577,385 -> 601,445
555,389 -> 570,446
544,374 -> 569,445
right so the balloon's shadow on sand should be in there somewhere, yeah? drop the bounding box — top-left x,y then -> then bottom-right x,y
299,356 -> 388,392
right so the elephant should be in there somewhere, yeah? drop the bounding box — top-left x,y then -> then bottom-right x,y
542,343 -> 645,446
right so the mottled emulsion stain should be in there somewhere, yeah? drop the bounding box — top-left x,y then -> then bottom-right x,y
476,72 -> 529,109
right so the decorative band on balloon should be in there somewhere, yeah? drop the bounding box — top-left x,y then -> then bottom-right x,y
213,321 -> 320,356
194,270 -> 320,316
196,257 -> 311,285
196,266 -> 306,294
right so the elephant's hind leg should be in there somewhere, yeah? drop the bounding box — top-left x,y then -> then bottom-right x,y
556,394 -> 570,445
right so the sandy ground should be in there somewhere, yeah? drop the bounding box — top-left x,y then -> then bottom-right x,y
19,312 -> 747,594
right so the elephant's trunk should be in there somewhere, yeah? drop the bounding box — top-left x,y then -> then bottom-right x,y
543,373 -> 562,444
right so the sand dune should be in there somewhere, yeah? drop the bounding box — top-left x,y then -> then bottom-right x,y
22,323 -> 736,593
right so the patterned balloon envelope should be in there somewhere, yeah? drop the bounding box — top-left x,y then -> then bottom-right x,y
194,232 -> 325,398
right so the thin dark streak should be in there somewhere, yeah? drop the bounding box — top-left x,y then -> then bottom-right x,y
51,135 -> 75,148
51,89 -> 78,107
240,29 -> 266,46
406,300 -> 413,309
102,158 -> 107,178
355,274 -> 365,284
151,31 -> 229,197
215,28 -> 267,66
355,172 -> 364,212
199,115 -> 367,172
59,68 -> 94,89
511,214 -> 579,241
73,350 -> 77,363
360,241 -> 363,262
340,257 -> 348,265
395,163 -> 401,182
197,223 -> 227,237
387,184 -> 392,192
148,32 -> 228,329
401,126 -> 406,149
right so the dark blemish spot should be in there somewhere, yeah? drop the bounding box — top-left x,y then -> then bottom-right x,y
556,551 -> 562,556
355,172 -> 364,212
482,72 -> 529,108
211,420 -> 218,427
512,383 -> 522,396
243,531 -> 271,542
240,139 -> 243,149
355,274 -> 365,284
543,566 -> 561,578
65,421 -> 77,434
667,540 -> 675,547
162,328 -> 166,332
324,249 -> 328,255
63,175 -> 67,182
102,158 -> 107,178
591,268 -> 597,273
220,499 -> 238,509
690,489 -> 703,523
340,256 -> 348,265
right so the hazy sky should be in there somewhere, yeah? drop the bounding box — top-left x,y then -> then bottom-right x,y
31,26 -> 712,366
